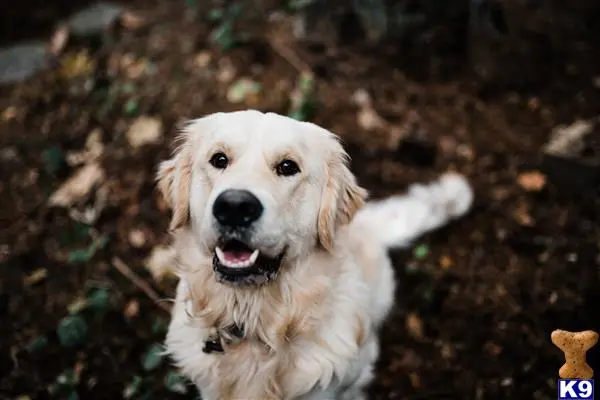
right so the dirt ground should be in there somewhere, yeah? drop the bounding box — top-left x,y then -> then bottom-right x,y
1,1 -> 600,399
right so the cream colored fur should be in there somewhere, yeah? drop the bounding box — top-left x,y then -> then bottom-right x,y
158,110 -> 473,400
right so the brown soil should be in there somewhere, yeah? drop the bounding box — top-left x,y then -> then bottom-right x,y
1,1 -> 599,399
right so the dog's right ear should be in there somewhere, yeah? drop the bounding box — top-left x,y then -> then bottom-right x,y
156,139 -> 193,232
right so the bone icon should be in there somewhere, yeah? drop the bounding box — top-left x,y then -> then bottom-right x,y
551,329 -> 598,379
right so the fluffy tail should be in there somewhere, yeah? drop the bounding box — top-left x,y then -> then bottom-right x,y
352,173 -> 474,249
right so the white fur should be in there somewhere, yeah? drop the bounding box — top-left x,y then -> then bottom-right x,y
159,110 -> 473,400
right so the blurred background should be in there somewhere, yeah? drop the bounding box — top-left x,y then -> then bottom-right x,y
0,0 -> 599,399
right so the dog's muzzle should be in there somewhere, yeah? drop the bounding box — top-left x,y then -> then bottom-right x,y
212,238 -> 284,285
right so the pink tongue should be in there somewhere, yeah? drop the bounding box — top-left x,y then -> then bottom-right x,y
223,251 -> 253,264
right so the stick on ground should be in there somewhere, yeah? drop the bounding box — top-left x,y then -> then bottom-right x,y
112,257 -> 172,313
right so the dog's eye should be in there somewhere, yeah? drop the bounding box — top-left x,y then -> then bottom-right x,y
209,152 -> 229,169
276,159 -> 300,177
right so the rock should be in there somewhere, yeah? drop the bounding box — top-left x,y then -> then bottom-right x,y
66,2 -> 125,37
125,116 -> 163,149
0,42 -> 49,84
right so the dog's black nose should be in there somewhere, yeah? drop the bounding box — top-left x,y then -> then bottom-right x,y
212,189 -> 263,228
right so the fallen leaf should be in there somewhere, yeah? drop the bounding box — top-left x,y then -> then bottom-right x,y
26,335 -> 49,354
48,163 -> 105,207
439,255 -> 453,270
141,343 -> 164,371
123,376 -> 143,399
57,315 -> 88,348
66,2 -> 125,37
120,11 -> 145,30
413,244 -> 429,260
514,204 -> 534,226
405,312 -> 424,339
517,171 -> 546,192
87,288 -> 110,311
226,78 -> 262,104
216,58 -> 236,83
67,297 -> 88,314
0,41 -> 49,84
59,50 -> 95,79
165,371 -> 189,394
1,106 -> 18,121
23,268 -> 48,286
125,116 -> 163,149
145,245 -> 177,282
351,88 -> 372,107
124,299 -> 139,318
67,235 -> 108,264
66,128 -> 104,166
357,106 -> 385,131
128,228 -> 146,248
194,51 -> 212,68
49,25 -> 70,56
408,372 -> 421,388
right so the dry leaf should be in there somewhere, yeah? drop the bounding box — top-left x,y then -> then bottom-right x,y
145,245 -> 177,282
48,163 -> 105,207
405,312 -> 424,339
126,116 -> 163,149
439,255 -> 453,270
517,171 -> 546,192
48,25 -> 70,56
66,128 -> 104,166
408,372 -> 421,388
124,299 -> 140,318
128,228 -> 147,248
514,204 -> 534,226
194,51 -> 212,68
357,106 -> 385,131
120,11 -> 145,30
23,268 -> 47,286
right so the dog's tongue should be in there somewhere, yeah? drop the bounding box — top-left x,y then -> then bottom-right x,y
223,250 -> 253,263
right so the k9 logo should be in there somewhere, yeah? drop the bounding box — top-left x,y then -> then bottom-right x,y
558,380 -> 594,400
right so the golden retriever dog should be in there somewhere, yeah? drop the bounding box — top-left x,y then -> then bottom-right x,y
157,110 -> 473,400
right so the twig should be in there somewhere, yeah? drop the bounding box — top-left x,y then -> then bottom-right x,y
267,36 -> 312,74
111,257 -> 172,313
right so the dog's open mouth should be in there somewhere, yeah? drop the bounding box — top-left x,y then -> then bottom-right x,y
212,239 -> 284,284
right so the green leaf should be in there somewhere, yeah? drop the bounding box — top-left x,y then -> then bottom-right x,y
25,335 -> 48,354
210,22 -> 237,51
151,318 -> 168,335
413,244 -> 429,260
226,3 -> 243,19
207,7 -> 223,21
67,235 -> 108,264
141,343 -> 164,371
86,288 -> 109,312
123,376 -> 143,399
226,78 -> 261,103
124,98 -> 139,116
164,371 -> 188,394
42,145 -> 66,174
65,390 -> 79,400
57,315 -> 88,348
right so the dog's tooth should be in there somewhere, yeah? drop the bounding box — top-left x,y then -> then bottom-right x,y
216,247 -> 226,264
249,249 -> 259,265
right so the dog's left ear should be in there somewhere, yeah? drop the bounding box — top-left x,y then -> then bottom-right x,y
317,147 -> 368,251
156,140 -> 193,232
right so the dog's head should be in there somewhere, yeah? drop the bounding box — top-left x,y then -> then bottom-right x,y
157,110 -> 367,285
